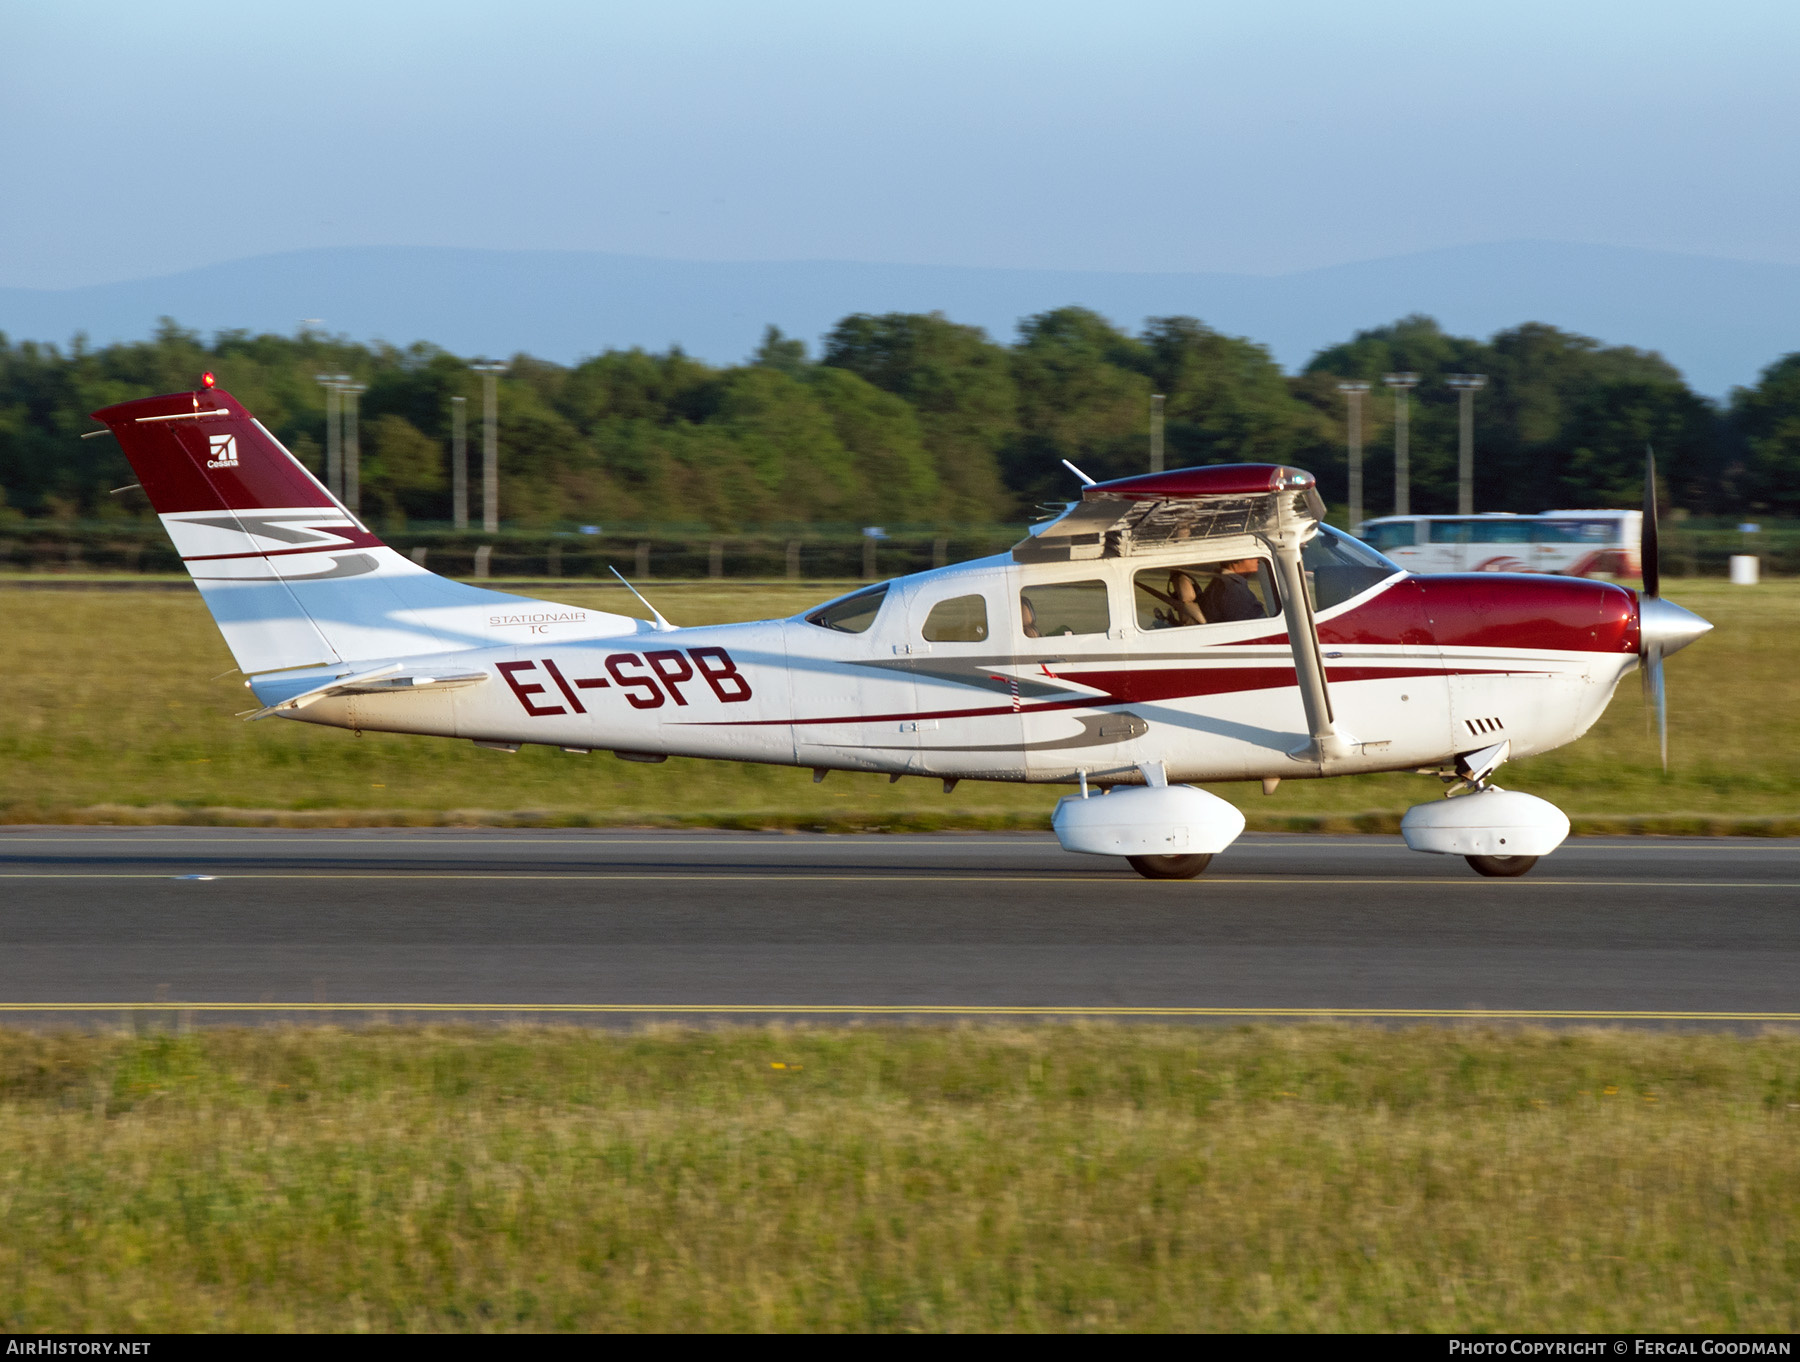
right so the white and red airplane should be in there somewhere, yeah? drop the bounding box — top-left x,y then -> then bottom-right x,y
91,377 -> 1712,880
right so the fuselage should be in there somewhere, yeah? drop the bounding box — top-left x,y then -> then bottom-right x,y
262,546 -> 1643,788
89,382 -> 1697,879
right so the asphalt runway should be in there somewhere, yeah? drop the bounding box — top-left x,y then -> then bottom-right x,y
2,828 -> 1798,1025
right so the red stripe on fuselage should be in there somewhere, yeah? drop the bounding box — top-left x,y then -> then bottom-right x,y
1056,664 -> 1449,705
683,697 -> 1094,728
677,663 -> 1546,727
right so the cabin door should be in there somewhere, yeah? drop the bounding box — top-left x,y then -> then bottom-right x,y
897,577 -> 1026,781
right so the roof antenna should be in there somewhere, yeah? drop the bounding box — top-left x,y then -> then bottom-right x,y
1061,459 -> 1096,487
609,565 -> 675,631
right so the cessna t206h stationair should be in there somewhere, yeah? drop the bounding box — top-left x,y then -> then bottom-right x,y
92,378 -> 1713,880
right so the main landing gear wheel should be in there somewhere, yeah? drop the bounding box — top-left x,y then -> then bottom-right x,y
1127,853 -> 1213,880
1465,854 -> 1539,878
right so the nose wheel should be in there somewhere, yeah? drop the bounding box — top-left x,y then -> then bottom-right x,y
1126,853 -> 1213,880
1465,853 -> 1539,878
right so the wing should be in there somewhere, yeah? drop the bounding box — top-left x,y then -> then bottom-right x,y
1014,464 -> 1325,563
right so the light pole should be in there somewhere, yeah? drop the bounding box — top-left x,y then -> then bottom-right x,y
1337,381 -> 1370,532
1446,374 -> 1487,516
1149,393 -> 1165,474
470,362 -> 507,534
340,381 -> 366,515
450,395 -> 469,531
1383,373 -> 1419,516
314,373 -> 349,499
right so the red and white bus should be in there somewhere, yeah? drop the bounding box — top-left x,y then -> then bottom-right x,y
1355,510 -> 1642,578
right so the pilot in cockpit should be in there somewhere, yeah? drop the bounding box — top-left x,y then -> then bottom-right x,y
1139,559 -> 1272,628
1201,558 -> 1267,622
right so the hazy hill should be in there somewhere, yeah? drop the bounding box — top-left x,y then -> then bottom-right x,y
3,240 -> 1797,396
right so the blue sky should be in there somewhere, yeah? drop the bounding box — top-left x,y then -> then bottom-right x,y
4,0 -> 1798,288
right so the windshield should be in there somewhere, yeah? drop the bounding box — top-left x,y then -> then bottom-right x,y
1303,526 -> 1401,609
804,583 -> 890,634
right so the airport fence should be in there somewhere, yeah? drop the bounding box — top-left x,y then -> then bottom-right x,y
0,523 -> 1028,581
0,519 -> 1794,579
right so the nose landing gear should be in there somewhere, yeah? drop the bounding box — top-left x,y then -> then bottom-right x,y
1401,741 -> 1570,879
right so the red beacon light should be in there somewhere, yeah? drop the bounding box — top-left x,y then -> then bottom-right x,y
200,372 -> 216,389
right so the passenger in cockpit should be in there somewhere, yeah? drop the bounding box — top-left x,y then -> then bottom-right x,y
1141,570 -> 1208,628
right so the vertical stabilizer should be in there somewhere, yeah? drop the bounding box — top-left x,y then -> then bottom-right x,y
93,384 -> 647,674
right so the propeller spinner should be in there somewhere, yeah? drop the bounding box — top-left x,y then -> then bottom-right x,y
1637,447 -> 1713,769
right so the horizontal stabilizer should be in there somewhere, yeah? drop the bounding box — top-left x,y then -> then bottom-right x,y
244,663 -> 490,721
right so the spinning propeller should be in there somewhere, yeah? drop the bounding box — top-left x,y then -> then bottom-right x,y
1636,448 -> 1713,770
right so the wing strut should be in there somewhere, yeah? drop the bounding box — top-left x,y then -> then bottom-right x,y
1261,512 -> 1357,767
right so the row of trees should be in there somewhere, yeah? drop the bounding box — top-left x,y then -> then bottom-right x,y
2,311 -> 1797,529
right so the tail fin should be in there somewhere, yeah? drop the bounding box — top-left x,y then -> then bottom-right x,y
93,383 -> 647,675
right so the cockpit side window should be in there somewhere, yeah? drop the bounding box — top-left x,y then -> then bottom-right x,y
1135,558 -> 1279,630
805,583 -> 890,634
921,593 -> 989,643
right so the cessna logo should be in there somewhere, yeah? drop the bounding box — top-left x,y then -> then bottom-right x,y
498,649 -> 752,716
205,433 -> 239,468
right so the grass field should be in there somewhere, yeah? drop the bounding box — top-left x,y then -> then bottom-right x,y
0,1023 -> 1794,1332
1,578 -> 1795,828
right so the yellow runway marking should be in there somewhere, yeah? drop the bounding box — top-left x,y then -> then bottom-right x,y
0,827 -> 1044,838
0,1002 -> 1796,1022
0,871 -> 1793,890
0,873 -> 1795,888
1238,838 -> 1800,849
2,835 -> 1795,849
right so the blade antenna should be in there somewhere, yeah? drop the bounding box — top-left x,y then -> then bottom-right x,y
609,566 -> 674,631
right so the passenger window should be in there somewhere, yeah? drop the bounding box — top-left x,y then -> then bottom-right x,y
1429,520 -> 1473,544
805,583 -> 889,634
921,594 -> 988,643
1135,559 -> 1279,630
1020,580 -> 1109,639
